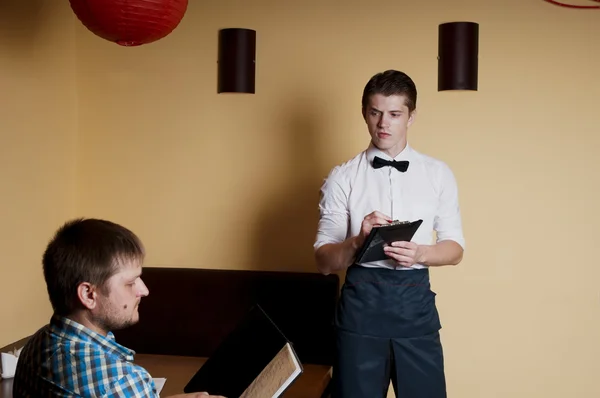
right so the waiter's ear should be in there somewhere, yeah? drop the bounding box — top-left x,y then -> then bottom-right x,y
408,109 -> 417,127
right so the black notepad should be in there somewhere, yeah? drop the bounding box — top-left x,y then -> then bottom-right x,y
183,305 -> 303,398
355,219 -> 423,263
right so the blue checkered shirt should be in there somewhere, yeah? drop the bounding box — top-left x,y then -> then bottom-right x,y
13,315 -> 158,397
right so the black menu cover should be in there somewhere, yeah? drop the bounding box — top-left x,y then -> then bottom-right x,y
183,304 -> 303,397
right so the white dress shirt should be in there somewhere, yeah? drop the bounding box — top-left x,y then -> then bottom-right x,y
314,142 -> 465,270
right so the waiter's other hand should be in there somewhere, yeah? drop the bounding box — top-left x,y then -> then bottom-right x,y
383,241 -> 422,267
358,211 -> 392,246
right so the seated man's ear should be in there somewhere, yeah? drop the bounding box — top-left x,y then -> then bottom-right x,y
77,282 -> 98,310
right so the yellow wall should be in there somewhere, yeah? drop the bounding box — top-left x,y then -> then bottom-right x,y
0,1 -> 77,346
2,0 -> 600,396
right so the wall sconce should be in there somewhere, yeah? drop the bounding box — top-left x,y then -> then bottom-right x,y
217,28 -> 256,94
438,22 -> 479,91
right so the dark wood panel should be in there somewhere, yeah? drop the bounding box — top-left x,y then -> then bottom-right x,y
113,268 -> 340,366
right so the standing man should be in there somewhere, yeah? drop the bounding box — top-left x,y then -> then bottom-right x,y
14,218 -> 224,398
314,70 -> 465,398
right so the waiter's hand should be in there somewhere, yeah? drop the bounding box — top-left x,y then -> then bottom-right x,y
383,241 -> 423,268
358,211 -> 392,247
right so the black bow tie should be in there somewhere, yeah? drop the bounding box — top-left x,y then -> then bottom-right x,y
372,156 -> 409,172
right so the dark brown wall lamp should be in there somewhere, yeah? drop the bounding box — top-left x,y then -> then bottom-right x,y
438,22 -> 479,91
218,28 -> 256,94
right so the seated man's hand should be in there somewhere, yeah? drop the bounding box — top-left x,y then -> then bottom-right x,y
166,393 -> 226,398
197,393 -> 226,398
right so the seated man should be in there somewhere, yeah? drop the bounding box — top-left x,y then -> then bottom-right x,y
13,218 -> 224,398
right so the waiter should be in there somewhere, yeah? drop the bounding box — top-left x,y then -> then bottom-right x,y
314,70 -> 465,398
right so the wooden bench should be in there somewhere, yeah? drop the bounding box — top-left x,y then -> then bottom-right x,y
113,267 -> 339,396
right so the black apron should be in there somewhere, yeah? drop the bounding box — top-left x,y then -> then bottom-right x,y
332,264 -> 446,398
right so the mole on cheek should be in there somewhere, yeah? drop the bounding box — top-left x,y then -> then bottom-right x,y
123,305 -> 128,309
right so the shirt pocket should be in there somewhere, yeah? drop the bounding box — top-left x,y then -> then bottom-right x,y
411,194 -> 437,221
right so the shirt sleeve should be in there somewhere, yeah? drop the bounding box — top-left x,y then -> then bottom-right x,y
104,368 -> 158,398
434,164 -> 466,249
314,168 -> 350,250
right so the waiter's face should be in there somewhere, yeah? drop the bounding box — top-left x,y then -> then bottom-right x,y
363,94 -> 415,157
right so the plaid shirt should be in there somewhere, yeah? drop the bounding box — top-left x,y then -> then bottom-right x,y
13,315 -> 158,397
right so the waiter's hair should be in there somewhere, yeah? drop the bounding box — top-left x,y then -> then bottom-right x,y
42,218 -> 145,316
362,70 -> 417,112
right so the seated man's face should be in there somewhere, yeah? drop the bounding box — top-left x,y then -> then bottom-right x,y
93,260 -> 149,332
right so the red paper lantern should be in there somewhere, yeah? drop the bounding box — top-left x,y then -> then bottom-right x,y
544,0 -> 600,8
69,0 -> 189,46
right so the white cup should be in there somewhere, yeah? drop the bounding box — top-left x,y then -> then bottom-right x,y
0,352 -> 18,379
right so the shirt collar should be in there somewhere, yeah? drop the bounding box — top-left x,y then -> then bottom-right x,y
366,141 -> 414,164
50,314 -> 135,361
